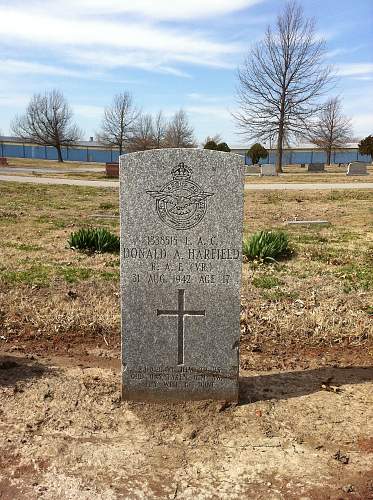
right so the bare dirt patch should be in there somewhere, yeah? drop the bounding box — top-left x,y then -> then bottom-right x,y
0,353 -> 372,499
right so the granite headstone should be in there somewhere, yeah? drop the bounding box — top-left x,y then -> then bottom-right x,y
120,149 -> 244,401
346,161 -> 369,176
245,164 -> 261,174
260,164 -> 277,176
307,163 -> 325,172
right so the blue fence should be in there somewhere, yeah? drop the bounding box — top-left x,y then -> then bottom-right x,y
0,142 -> 120,163
244,149 -> 371,165
0,140 -> 370,165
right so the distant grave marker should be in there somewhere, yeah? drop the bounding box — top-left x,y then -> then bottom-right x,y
260,164 -> 277,176
307,163 -> 325,172
346,162 -> 369,176
120,149 -> 244,401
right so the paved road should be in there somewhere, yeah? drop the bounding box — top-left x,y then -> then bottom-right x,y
0,175 -> 118,188
0,174 -> 372,191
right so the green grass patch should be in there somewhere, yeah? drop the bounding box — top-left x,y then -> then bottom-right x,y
0,265 -> 51,286
308,246 -> 348,265
262,289 -> 299,301
292,233 -> 328,244
56,266 -> 94,284
337,264 -> 373,292
100,270 -> 120,281
3,242 -> 42,252
99,202 -> 117,210
252,275 -> 282,289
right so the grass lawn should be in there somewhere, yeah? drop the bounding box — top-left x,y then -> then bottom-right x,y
0,181 -> 371,368
4,157 -> 106,170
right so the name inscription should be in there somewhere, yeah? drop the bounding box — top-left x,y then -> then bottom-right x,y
123,234 -> 240,287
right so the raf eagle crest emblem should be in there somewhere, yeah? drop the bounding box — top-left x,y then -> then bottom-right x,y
146,162 -> 215,230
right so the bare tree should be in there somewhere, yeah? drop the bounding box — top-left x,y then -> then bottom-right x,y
11,89 -> 81,162
98,92 -> 140,155
308,97 -> 352,165
234,1 -> 333,172
153,111 -> 168,148
165,110 -> 196,148
128,113 -> 155,152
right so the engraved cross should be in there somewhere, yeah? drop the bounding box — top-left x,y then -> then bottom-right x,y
157,289 -> 205,366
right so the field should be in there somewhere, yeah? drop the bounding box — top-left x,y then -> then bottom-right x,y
0,181 -> 372,498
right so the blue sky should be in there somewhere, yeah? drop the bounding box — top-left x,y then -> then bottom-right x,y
0,0 -> 372,146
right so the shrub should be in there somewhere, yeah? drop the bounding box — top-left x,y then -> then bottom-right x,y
243,230 -> 290,261
68,227 -> 120,253
358,134 -> 373,161
246,143 -> 268,165
217,142 -> 231,152
204,140 -> 218,150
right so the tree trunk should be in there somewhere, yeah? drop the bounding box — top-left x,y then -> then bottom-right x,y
326,148 -> 331,165
276,128 -> 284,173
56,145 -> 63,163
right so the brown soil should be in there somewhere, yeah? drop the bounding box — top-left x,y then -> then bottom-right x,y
1,339 -> 372,500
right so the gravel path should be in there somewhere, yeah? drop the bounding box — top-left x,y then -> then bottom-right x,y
0,174 -> 372,190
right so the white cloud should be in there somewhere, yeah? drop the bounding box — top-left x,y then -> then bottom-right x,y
26,0 -> 262,20
351,114 -> 373,137
0,6 -> 243,76
67,49 -> 193,77
337,63 -> 373,77
186,105 -> 232,120
2,59 -> 87,78
0,94 -> 30,108
73,105 -> 104,119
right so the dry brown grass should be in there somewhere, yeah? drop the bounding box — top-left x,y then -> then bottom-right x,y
5,157 -> 105,169
0,182 -> 372,366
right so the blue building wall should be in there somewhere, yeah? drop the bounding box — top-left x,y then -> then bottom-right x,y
0,141 -> 119,163
0,140 -> 370,165
245,149 -> 370,165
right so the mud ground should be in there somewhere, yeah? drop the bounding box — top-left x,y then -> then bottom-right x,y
0,339 -> 372,500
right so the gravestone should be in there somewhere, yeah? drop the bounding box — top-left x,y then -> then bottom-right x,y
120,149 -> 245,401
307,163 -> 325,172
346,161 -> 369,176
245,164 -> 261,174
260,164 -> 277,176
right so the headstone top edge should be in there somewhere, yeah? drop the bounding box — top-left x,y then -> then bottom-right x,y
119,148 -> 244,161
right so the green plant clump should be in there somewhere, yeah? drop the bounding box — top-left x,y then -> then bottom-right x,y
243,231 -> 290,262
68,227 -> 120,253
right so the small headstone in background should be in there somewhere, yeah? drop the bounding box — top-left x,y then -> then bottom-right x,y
260,164 -> 277,176
245,164 -> 261,174
346,162 -> 369,176
105,162 -> 119,178
307,163 -> 325,172
120,149 -> 245,402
